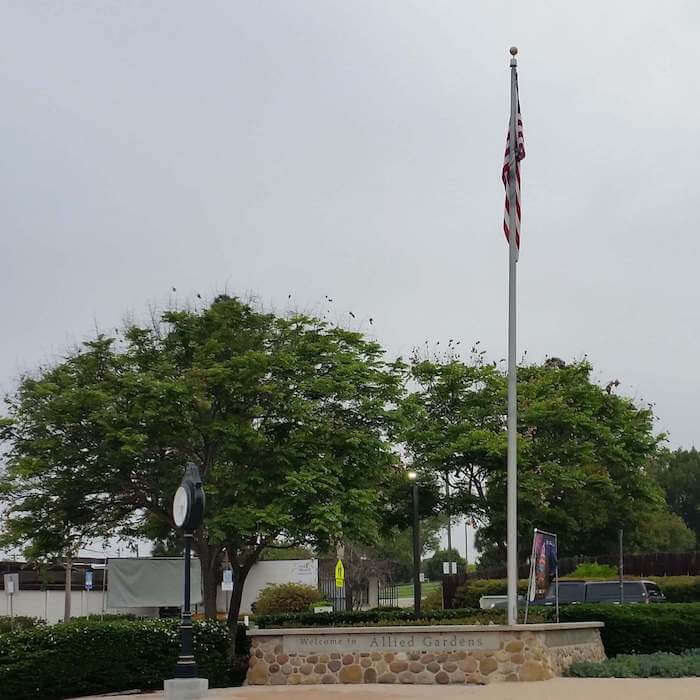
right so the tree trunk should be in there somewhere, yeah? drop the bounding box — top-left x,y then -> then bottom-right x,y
225,548 -> 259,628
193,535 -> 223,619
64,557 -> 72,623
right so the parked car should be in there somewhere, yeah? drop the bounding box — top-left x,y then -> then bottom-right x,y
583,580 -> 665,604
487,579 -> 665,609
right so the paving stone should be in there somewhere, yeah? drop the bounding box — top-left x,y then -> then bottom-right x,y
450,670 -> 466,683
339,665 -> 363,683
480,657 -> 498,675
247,663 -> 268,685
364,667 -> 377,683
378,672 -> 397,683
462,657 -> 478,673
415,671 -> 435,684
519,660 -> 547,682
300,674 -> 320,685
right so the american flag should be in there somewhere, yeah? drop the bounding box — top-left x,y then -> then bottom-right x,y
502,85 -> 525,253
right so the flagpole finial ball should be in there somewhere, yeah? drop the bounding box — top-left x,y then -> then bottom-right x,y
510,46 -> 518,56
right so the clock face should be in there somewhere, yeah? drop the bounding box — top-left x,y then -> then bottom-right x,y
173,486 -> 189,527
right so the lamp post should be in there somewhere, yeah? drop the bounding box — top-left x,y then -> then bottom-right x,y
408,471 -> 421,615
166,463 -> 207,700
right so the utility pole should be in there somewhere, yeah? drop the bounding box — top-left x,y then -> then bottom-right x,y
408,471 -> 421,615
618,529 -> 624,604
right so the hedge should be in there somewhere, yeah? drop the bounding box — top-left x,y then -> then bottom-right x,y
557,603 -> 700,657
254,606 -> 547,629
651,576 -> 700,603
453,578 -> 529,609
454,575 -> 700,608
0,618 -> 249,700
0,616 -> 44,634
256,602 -> 700,659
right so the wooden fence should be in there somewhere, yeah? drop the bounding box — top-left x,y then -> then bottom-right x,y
472,551 -> 700,580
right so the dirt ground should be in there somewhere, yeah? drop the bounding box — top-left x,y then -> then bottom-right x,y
78,677 -> 699,700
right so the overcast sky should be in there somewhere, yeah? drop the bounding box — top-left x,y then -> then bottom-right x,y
2,0 -> 699,487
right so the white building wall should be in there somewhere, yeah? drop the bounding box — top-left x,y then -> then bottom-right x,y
0,590 -> 158,624
216,559 -> 318,615
1,559 -> 320,622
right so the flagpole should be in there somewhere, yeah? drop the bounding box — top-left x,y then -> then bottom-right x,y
506,46 -> 519,627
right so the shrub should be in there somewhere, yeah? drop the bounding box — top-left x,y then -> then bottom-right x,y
453,578 -> 529,609
567,649 -> 700,678
567,562 -> 618,579
557,603 -> 700,657
0,618 -> 244,700
652,576 -> 700,603
422,586 -> 443,612
0,616 -> 44,634
254,582 -> 324,614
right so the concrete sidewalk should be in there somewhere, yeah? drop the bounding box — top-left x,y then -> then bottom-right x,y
78,677 -> 699,700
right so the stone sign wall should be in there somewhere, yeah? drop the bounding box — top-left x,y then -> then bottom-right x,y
246,623 -> 605,685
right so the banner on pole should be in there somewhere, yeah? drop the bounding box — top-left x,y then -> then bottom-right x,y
527,530 -> 557,601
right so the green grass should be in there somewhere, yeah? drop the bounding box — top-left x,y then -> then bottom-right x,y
396,581 -> 440,598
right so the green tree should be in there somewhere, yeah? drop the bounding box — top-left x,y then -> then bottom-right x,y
371,515 -> 448,582
399,353 -> 665,561
629,508 -> 695,552
424,547 -> 466,581
0,296 -> 404,622
649,448 -> 700,547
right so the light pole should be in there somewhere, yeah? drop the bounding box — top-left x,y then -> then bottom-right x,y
408,471 -> 421,615
166,463 -> 207,700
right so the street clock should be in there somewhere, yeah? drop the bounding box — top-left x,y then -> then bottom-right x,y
172,463 -> 205,530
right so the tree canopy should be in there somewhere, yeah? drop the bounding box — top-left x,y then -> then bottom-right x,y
1,294 -> 690,618
0,296 -> 406,620
649,447 -> 700,548
398,352 -> 668,561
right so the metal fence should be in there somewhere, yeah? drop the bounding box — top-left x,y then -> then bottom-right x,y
377,581 -> 398,608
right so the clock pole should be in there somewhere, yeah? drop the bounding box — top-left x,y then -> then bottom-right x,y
174,529 -> 197,678
165,463 -> 207,699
